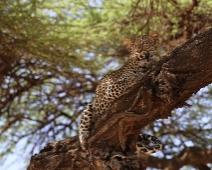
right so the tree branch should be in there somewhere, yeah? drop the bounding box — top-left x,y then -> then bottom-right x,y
28,28 -> 212,170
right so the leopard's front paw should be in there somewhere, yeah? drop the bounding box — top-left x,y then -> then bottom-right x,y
136,134 -> 162,154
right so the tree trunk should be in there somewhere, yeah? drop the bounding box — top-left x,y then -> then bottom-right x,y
27,28 -> 212,170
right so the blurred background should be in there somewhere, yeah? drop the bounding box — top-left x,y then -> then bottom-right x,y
0,0 -> 212,169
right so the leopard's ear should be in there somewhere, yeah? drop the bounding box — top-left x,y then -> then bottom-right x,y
123,38 -> 132,50
149,31 -> 159,45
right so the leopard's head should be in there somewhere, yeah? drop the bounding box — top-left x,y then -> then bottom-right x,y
123,32 -> 158,60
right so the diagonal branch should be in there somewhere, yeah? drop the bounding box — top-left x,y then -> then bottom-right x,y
28,28 -> 212,170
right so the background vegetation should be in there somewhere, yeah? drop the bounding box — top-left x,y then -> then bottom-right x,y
0,0 -> 212,169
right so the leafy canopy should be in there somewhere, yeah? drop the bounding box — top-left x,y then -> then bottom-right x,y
0,0 -> 212,169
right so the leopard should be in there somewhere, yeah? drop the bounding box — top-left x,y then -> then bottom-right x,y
79,33 -> 162,154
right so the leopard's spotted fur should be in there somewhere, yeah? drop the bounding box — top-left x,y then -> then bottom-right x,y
79,33 -> 162,154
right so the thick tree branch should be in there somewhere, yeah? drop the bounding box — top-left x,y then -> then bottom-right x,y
28,28 -> 212,170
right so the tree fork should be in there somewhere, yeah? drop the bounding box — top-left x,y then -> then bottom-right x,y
28,28 -> 212,170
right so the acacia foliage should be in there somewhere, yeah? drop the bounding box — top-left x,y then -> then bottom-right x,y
0,0 -> 212,169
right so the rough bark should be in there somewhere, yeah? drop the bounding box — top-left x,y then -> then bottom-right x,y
28,28 -> 212,170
